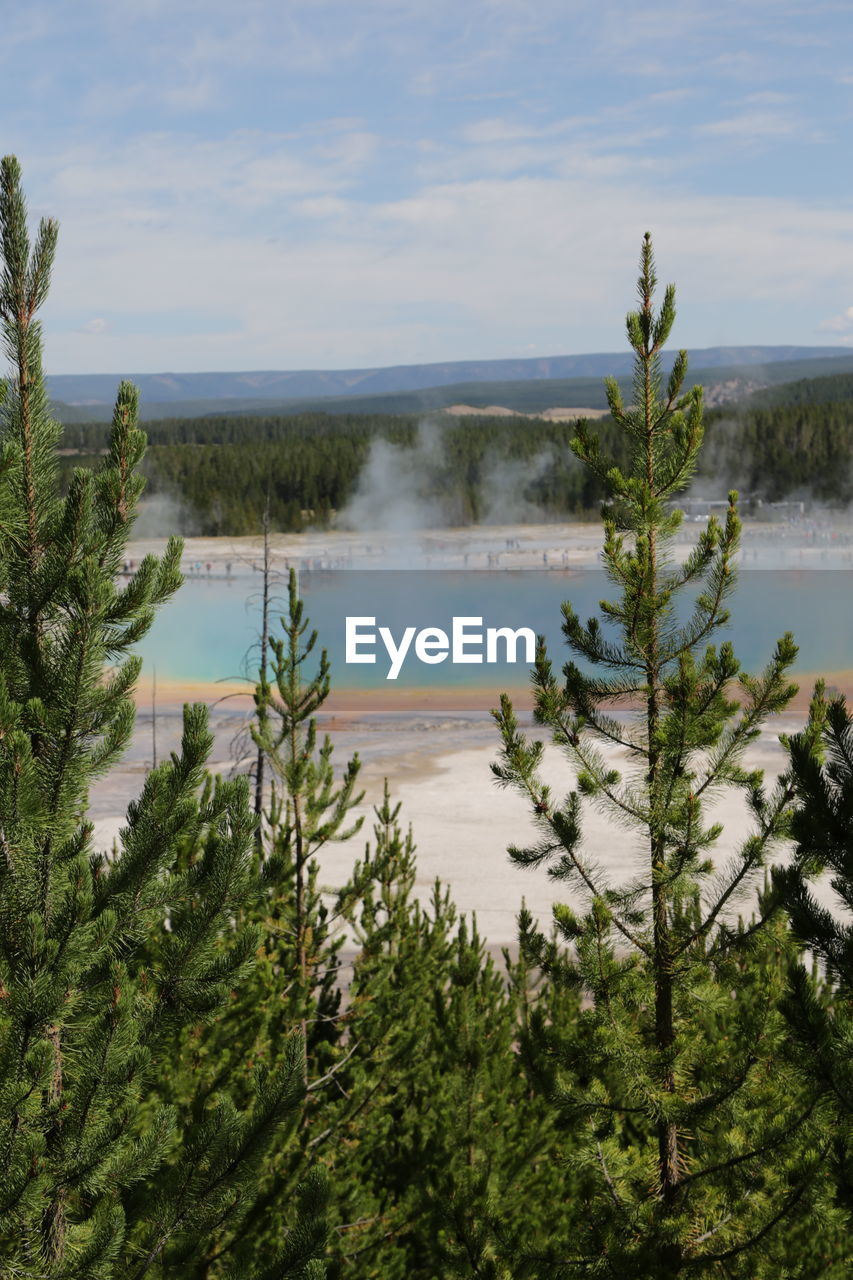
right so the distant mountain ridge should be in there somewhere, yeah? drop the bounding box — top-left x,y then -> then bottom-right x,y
44,345 -> 851,407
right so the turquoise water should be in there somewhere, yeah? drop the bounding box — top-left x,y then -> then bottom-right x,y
136,569 -> 853,694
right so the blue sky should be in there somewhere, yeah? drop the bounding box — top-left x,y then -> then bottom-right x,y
7,0 -> 853,373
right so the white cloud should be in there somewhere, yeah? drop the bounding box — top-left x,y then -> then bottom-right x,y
294,196 -> 349,219
417,110 -> 672,187
697,110 -> 810,142
819,306 -> 853,333
49,127 -> 378,216
34,132 -> 853,374
6,0 -> 852,373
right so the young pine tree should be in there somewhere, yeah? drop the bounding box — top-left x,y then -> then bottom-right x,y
250,569 -> 365,1067
0,156 -> 325,1279
492,235 -> 831,1276
144,569 -> 368,1276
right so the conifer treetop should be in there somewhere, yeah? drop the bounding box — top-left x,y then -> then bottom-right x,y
492,234 -> 818,1276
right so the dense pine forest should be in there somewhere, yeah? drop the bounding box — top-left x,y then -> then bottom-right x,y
58,411 -> 616,532
4,158 -> 853,1278
56,385 -> 853,535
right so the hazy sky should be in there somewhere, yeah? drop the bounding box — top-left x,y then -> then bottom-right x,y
7,0 -> 853,373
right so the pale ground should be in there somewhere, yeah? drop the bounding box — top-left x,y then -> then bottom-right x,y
125,517 -> 853,580
314,716 -> 801,945
88,703 -> 831,948
124,521 -> 608,575
442,404 -> 612,422
90,519 -> 852,946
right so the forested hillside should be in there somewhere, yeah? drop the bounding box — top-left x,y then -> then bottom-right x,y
747,368 -> 853,408
56,390 -> 853,535
59,411 -> 618,533
705,400 -> 853,501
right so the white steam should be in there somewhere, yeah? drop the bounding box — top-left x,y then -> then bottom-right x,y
337,422 -> 448,533
337,419 -> 567,535
133,492 -> 199,538
478,450 -> 556,525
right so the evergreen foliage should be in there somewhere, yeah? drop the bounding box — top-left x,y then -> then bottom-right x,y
326,791 -> 583,1279
701,399 -> 853,503
56,386 -> 853,536
748,368 -> 853,409
775,687 -> 853,1228
492,234 -> 835,1275
135,568 -> 366,1276
143,574 -> 587,1278
55,412 -> 620,534
250,568 -> 365,1057
137,419 -> 600,534
0,156 -> 325,1279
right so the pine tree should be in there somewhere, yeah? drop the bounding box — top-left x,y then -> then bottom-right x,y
492,234 -> 830,1275
0,156 -> 325,1279
253,497 -> 273,852
141,568 -> 371,1276
250,568 -> 365,1067
778,684 -> 853,984
773,687 -> 853,1250
328,789 -> 583,1280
